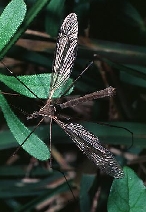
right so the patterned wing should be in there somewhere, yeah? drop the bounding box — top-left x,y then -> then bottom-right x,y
49,13 -> 78,98
55,118 -> 124,178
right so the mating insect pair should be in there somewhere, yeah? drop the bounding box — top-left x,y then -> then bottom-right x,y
6,13 -> 124,178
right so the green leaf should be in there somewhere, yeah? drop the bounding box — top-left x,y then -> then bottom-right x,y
118,1 -> 145,29
7,45 -> 53,68
120,64 -> 146,88
0,165 -> 50,177
77,122 -> 146,147
108,166 -> 146,212
0,92 -> 50,160
1,121 -> 145,151
80,39 -> 146,66
80,174 -> 95,212
0,0 -> 51,59
14,180 -> 72,211
0,73 -> 73,98
45,0 -> 66,37
0,0 -> 26,52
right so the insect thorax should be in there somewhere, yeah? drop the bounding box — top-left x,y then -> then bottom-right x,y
27,100 -> 56,120
39,100 -> 56,117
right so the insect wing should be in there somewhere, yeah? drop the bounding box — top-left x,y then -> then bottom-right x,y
55,119 -> 124,178
49,13 -> 78,98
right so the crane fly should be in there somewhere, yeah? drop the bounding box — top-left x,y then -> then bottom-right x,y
17,13 -> 124,178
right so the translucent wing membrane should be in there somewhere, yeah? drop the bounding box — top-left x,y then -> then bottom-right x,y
49,13 -> 78,98
55,118 -> 124,179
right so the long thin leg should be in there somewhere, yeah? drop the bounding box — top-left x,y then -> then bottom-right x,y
12,117 -> 45,157
1,61 -> 43,102
49,117 -> 53,167
61,61 -> 93,97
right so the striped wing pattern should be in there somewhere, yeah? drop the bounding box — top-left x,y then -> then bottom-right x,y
55,118 -> 124,179
50,13 -> 78,98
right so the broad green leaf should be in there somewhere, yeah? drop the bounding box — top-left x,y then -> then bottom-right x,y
108,167 -> 146,212
0,92 -> 50,160
0,0 -> 51,60
0,73 -> 73,98
0,0 -> 26,52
